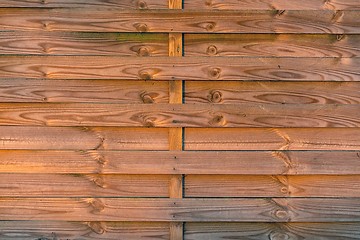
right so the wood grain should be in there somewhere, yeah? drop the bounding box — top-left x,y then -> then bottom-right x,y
186,222 -> 360,240
0,126 -> 169,150
184,34 -> 360,57
184,0 -> 360,10
0,221 -> 169,240
0,103 -> 359,127
185,175 -> 360,197
185,81 -> 360,104
0,32 -> 168,55
1,150 -> 360,175
1,198 -> 360,222
185,128 -> 360,150
0,79 -> 169,103
0,9 -> 359,33
0,0 -> 168,9
0,174 -> 170,197
0,56 -> 358,81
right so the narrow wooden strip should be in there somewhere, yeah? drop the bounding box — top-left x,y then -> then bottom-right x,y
185,222 -> 360,240
184,34 -> 360,57
0,32 -> 168,55
185,175 -> 360,197
185,128 -> 360,150
0,79 -> 169,103
0,174 -> 170,197
0,126 -> 169,150
0,0 -> 168,8
0,221 -> 169,240
1,198 -> 360,222
184,0 -> 360,10
0,56 -> 358,81
185,81 -> 360,104
0,9 -> 359,33
1,150 -> 359,175
0,103 -> 359,127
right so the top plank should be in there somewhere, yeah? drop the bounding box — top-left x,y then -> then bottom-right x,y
0,9 -> 359,33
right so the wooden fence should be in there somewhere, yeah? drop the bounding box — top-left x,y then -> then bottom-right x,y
0,0 -> 360,239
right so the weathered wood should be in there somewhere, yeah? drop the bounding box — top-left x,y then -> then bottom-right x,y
0,9 -> 359,33
0,0 -> 168,8
184,0 -> 360,10
1,150 -> 359,175
0,103 -> 359,127
184,34 -> 360,57
0,79 -> 169,103
1,198 -> 360,222
0,56 -> 358,81
0,32 -> 168,56
186,175 -> 360,197
185,81 -> 360,104
0,126 -> 169,150
185,222 -> 360,240
0,221 -> 169,240
0,174 -> 170,197
185,128 -> 360,150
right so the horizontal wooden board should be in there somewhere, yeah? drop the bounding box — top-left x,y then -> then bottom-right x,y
0,9 -> 359,33
0,32 -> 168,56
0,0 -> 168,9
1,198 -> 360,222
0,174 -> 170,197
1,150 -> 360,175
185,81 -> 360,104
0,126 -> 169,150
185,128 -> 360,150
0,56 -> 359,81
184,34 -> 360,57
0,103 -> 359,127
185,222 -> 360,240
184,0 -> 360,10
0,79 -> 169,103
185,175 -> 360,197
0,221 -> 169,240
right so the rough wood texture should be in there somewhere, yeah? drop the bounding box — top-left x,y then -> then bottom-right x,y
0,56 -> 358,81
0,221 -> 169,240
185,128 -> 360,150
185,34 -> 360,57
0,9 -> 359,33
185,222 -> 360,240
185,81 -> 360,104
1,198 -> 360,222
186,175 -> 360,197
0,103 -> 358,127
1,150 -> 359,175
0,32 -> 168,55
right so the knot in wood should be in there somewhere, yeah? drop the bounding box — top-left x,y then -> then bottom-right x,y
209,114 -> 226,126
139,70 -> 153,80
209,68 -> 221,79
88,222 -> 106,234
134,23 -> 148,32
137,0 -> 148,9
274,209 -> 289,220
206,22 -> 216,32
205,0 -> 213,6
140,92 -> 155,103
206,45 -> 218,55
137,46 -> 150,56
269,231 -> 290,240
209,90 -> 223,103
88,199 -> 105,213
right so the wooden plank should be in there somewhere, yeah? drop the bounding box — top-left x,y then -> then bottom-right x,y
184,34 -> 360,57
185,128 -> 360,150
0,0 -> 168,9
0,9 -> 359,33
0,103 -> 359,127
0,79 -> 169,103
185,222 -> 360,240
1,198 -> 360,222
0,32 -> 168,56
1,150 -> 360,175
0,221 -> 169,240
185,81 -> 360,104
0,126 -> 169,150
185,175 -> 360,197
184,0 -> 360,10
0,56 -> 358,81
0,174 -> 170,197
